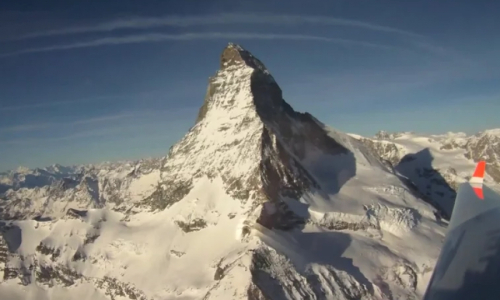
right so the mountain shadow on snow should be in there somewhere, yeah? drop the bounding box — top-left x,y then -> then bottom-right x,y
396,148 -> 456,219
251,231 -> 373,300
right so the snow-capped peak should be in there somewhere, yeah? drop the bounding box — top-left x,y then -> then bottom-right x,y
221,43 -> 273,77
14,166 -> 31,174
477,128 -> 500,138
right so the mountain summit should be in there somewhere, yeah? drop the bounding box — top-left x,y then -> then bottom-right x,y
139,43 -> 354,229
1,44 -> 495,300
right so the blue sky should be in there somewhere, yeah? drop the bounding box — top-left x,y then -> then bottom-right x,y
1,0 -> 499,171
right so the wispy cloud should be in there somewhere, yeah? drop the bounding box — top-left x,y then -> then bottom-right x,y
0,91 -> 166,112
0,123 -> 54,133
19,13 -> 425,40
2,32 -> 402,57
285,61 -> 484,113
0,96 -> 118,112
2,127 -> 125,145
0,112 -> 133,134
0,99 -> 89,112
0,109 -> 191,135
70,112 -> 136,125
1,115 -> 188,145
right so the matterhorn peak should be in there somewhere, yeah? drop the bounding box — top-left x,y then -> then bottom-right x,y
220,43 -> 270,75
196,43 -> 280,124
141,44 -> 351,228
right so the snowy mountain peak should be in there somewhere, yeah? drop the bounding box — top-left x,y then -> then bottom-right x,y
146,44 -> 352,228
220,43 -> 271,75
373,130 -> 411,140
14,166 -> 30,174
477,128 -> 500,138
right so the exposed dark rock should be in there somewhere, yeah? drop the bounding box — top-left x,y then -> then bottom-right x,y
72,247 -> 86,261
175,218 -> 207,233
4,267 -> 18,280
140,180 -> 193,211
36,242 -> 61,260
95,276 -> 149,300
214,265 -> 226,281
84,232 -> 99,245
320,220 -> 376,231
360,138 -> 403,167
247,283 -> 269,300
170,250 -> 185,257
36,264 -> 79,287
256,201 -> 306,230
66,208 -> 88,219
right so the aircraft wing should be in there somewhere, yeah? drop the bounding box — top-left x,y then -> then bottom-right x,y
423,161 -> 500,299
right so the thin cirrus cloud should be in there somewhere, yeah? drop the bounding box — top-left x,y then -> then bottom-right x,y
1,116 -> 185,145
0,95 -> 118,112
70,112 -> 137,125
0,112 -> 142,134
0,99 -> 91,112
0,91 -> 167,112
19,13 -> 425,40
2,126 -> 129,145
2,32 -> 403,57
0,108 -> 194,136
0,123 -> 54,133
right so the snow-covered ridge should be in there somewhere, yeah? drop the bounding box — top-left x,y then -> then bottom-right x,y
0,158 -> 163,220
478,128 -> 500,137
351,128 -> 500,218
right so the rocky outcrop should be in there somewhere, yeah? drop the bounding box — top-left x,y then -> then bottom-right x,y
175,218 -> 207,232
360,138 -> 405,167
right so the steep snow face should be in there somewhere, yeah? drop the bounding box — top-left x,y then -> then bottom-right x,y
0,43 -> 460,300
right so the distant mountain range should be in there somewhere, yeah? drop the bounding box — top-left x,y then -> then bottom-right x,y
0,43 -> 498,300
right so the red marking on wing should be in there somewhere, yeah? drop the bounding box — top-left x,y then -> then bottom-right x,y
473,187 -> 484,199
473,161 -> 486,179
